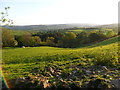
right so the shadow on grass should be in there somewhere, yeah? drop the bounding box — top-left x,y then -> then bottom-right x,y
60,36 -> 119,49
88,36 -> 119,48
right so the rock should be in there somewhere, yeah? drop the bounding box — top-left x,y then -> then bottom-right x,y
37,76 -> 50,88
25,81 -> 33,85
14,75 -> 52,88
22,46 -> 25,48
57,72 -> 61,75
97,70 -> 101,73
72,70 -> 77,74
111,79 -> 120,88
92,71 -> 96,74
56,70 -> 61,72
15,78 -> 25,85
45,72 -> 53,77
59,78 -> 64,82
87,78 -> 109,88
43,80 -> 50,88
25,76 -> 31,80
102,66 -> 108,71
85,70 -> 92,75
49,67 -> 55,74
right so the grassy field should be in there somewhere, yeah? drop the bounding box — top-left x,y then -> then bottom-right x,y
68,29 -> 99,33
90,36 -> 119,47
11,30 -> 39,36
2,36 -> 120,88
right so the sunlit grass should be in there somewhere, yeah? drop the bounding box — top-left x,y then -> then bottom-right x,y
2,36 -> 119,82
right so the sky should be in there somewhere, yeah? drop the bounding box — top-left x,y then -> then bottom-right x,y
0,0 -> 119,25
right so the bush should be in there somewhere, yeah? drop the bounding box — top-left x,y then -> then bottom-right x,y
2,28 -> 18,47
94,52 -> 118,66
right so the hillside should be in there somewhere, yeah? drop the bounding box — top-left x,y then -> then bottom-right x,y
96,24 -> 118,29
3,24 -> 99,31
2,24 -> 117,31
91,35 -> 119,47
2,36 -> 119,89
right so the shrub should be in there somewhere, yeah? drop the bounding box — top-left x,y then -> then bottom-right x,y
94,52 -> 118,66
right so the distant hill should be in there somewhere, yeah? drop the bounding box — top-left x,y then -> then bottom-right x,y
96,24 -> 118,33
96,24 -> 118,29
3,23 -> 118,31
2,24 -> 99,31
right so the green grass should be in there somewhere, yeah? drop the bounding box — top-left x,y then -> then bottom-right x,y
68,29 -> 83,32
2,36 -> 119,87
90,36 -> 119,47
11,30 -> 29,36
11,30 -> 39,36
68,29 -> 99,33
104,29 -> 113,31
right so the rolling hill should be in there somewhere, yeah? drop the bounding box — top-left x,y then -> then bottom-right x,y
2,23 -> 99,31
3,24 -> 117,31
2,36 -> 119,88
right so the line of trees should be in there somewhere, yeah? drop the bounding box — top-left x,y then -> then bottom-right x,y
2,28 -> 117,48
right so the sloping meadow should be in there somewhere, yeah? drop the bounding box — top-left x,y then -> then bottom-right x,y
2,36 -> 120,88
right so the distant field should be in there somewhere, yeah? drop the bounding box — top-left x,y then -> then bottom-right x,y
68,29 -> 83,32
11,30 -> 28,35
104,29 -> 113,31
68,28 -> 114,33
11,30 -> 39,36
11,28 -> 114,35
68,29 -> 99,33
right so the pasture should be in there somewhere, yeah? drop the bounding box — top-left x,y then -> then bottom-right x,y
2,36 -> 120,88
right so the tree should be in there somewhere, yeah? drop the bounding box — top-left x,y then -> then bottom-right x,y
32,36 -> 41,46
46,37 -> 55,46
0,7 -> 13,25
89,32 -> 107,43
76,31 -> 90,44
63,32 -> 76,40
16,33 -> 42,47
2,28 -> 18,47
58,32 -> 77,48
16,33 -> 33,46
106,31 -> 115,38
0,7 -> 14,47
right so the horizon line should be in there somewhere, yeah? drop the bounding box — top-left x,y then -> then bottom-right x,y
2,23 -> 118,26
